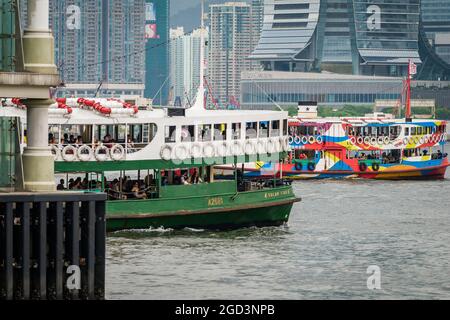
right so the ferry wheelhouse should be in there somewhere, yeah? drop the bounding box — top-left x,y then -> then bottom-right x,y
0,94 -> 299,231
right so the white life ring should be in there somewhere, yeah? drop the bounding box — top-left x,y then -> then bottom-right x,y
77,145 -> 94,162
419,137 -> 425,145
257,140 -> 266,154
174,144 -> 189,160
349,137 -> 356,145
414,137 -> 420,145
384,136 -> 390,145
267,138 -> 277,154
364,137 -> 371,145
403,137 -> 409,145
301,136 -> 308,145
216,142 -> 228,157
433,135 -> 438,143
203,143 -> 216,158
231,141 -> 244,156
110,144 -> 125,161
357,137 -> 364,145
62,145 -> 77,162
316,136 -> 324,145
244,140 -> 256,155
308,136 -> 316,145
289,136 -> 294,145
160,145 -> 173,161
424,136 -> 429,144
191,143 -> 203,159
294,136 -> 302,145
51,145 -> 61,161
370,137 -> 377,146
95,145 -> 110,162
274,138 -> 281,152
377,137 -> 384,145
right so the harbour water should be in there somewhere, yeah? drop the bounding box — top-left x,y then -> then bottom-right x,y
106,146 -> 450,300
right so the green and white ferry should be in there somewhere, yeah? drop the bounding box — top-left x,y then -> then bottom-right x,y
2,90 -> 299,232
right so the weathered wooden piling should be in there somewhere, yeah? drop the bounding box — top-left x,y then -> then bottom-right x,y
0,192 -> 106,300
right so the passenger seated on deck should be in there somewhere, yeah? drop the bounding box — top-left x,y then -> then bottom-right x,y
437,150 -> 443,159
132,182 -> 148,199
57,179 -> 65,191
299,153 -> 307,160
181,173 -> 190,185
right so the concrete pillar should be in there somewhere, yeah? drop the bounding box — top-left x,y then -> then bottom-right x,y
22,99 -> 55,192
20,0 -> 58,191
22,0 -> 57,74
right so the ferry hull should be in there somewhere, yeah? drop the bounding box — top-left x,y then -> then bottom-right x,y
105,185 -> 300,232
240,159 -> 449,181
106,201 -> 295,232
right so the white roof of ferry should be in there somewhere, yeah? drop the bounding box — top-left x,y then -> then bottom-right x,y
1,105 -> 287,125
291,116 -> 445,125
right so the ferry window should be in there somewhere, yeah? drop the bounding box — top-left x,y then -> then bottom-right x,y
411,127 -> 417,135
390,126 -> 400,139
283,119 -> 288,136
405,127 -> 410,136
259,121 -> 269,138
165,126 -> 177,143
130,125 -> 143,143
181,125 -> 195,142
198,124 -> 212,142
246,122 -> 257,139
232,123 -> 241,140
214,124 -> 227,141
62,125 -> 92,145
48,125 -> 60,144
117,125 -> 126,143
271,120 -> 280,137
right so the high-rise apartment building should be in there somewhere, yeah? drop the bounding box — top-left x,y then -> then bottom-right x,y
169,27 -> 207,106
19,0 -> 146,97
208,2 -> 261,106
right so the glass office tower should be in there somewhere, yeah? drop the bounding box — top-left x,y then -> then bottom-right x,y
251,0 -> 422,77
144,0 -> 170,104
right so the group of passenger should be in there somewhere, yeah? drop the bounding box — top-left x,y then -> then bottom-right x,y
357,152 -> 399,164
57,174 -> 156,200
161,169 -> 203,186
48,132 -> 139,154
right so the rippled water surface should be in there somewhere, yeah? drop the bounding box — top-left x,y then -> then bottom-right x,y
106,161 -> 450,300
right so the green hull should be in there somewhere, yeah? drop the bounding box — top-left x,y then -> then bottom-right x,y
106,184 -> 300,232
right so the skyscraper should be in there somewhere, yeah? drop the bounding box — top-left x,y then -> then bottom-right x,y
144,0 -> 170,104
169,27 -> 207,106
421,0 -> 450,66
20,0 -> 146,97
250,0 -> 422,77
208,2 -> 260,106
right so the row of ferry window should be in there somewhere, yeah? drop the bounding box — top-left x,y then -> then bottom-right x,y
48,124 -> 157,145
404,125 -> 447,136
164,120 -> 288,144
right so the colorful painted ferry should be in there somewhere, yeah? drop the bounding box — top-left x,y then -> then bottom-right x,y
239,105 -> 448,180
